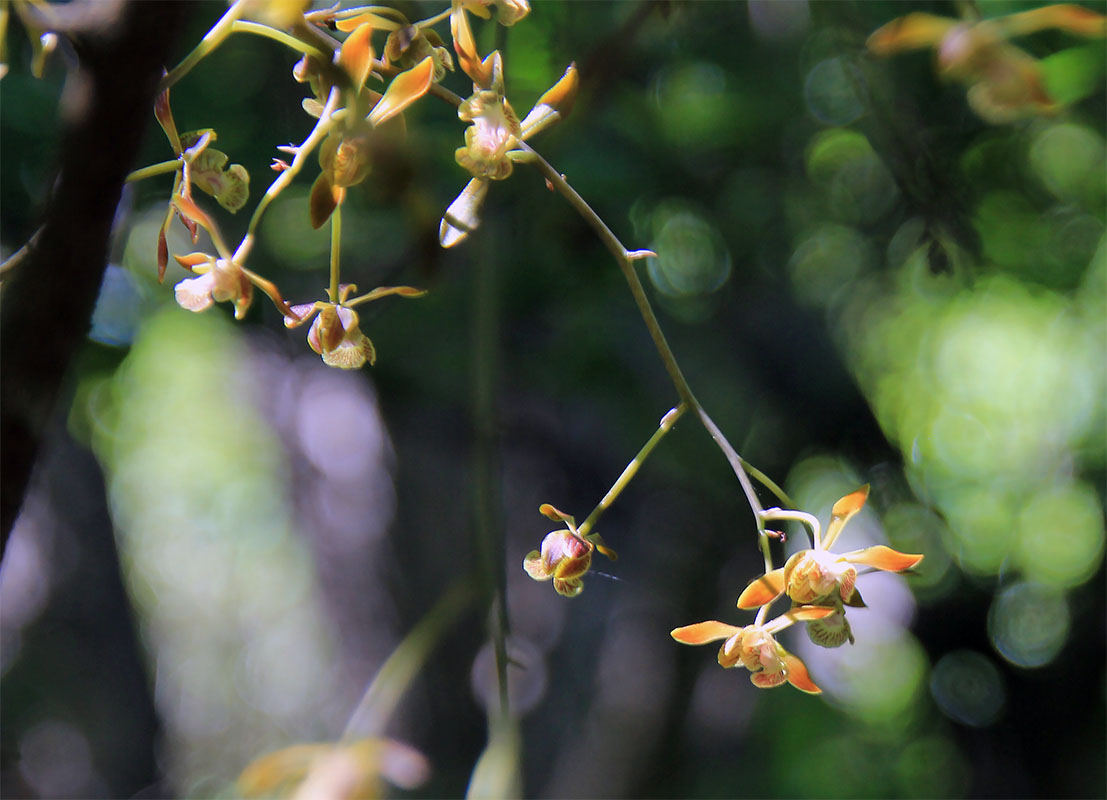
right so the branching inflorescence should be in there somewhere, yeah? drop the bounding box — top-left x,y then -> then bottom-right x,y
8,0 -> 935,701
50,0 -> 1107,789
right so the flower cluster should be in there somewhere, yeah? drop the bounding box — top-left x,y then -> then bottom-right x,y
671,486 -> 923,692
868,4 -> 1106,123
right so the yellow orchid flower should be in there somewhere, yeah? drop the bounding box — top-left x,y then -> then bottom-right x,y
671,606 -> 835,693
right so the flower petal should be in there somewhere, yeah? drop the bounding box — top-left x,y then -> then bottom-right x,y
670,620 -> 739,645
538,503 -> 574,524
736,567 -> 786,609
522,550 -> 551,581
310,171 -> 340,230
451,4 -> 490,87
844,544 -> 924,573
338,22 -> 374,88
750,669 -> 788,689
439,178 -> 488,248
867,12 -> 956,56
367,57 -> 435,127
782,653 -> 822,693
174,273 -> 215,313
823,484 -> 869,550
520,62 -> 579,141
996,4 -> 1107,37
553,577 -> 583,597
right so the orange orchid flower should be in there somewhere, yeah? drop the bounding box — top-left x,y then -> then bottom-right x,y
737,486 -> 923,644
671,606 -> 835,693
868,4 -> 1107,123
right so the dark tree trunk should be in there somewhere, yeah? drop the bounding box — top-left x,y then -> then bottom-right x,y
1,1 -> 196,557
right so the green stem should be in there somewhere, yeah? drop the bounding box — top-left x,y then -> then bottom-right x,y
341,580 -> 476,740
743,460 -> 794,508
125,159 -> 180,183
230,20 -> 329,60
762,508 -> 823,550
472,217 -> 510,713
521,144 -> 767,539
233,87 -> 341,264
416,7 -> 452,29
159,0 -> 247,93
329,203 -> 342,303
576,404 -> 686,539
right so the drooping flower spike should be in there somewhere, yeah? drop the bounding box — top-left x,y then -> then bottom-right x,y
867,4 -> 1107,123
522,503 -> 616,598
671,606 -> 835,693
737,486 -> 923,646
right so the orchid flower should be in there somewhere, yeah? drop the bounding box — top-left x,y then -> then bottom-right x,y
737,486 -> 923,647
523,503 -> 616,597
671,606 -> 836,693
284,283 -> 426,370
868,4 -> 1107,123
439,2 -> 578,247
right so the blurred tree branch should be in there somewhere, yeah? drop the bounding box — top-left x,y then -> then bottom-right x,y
1,0 -> 196,558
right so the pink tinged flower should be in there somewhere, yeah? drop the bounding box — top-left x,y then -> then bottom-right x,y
737,485 -> 924,610
173,253 -> 254,320
670,606 -> 834,693
455,90 -> 521,180
522,503 -> 617,598
523,529 -> 594,598
284,284 -> 425,369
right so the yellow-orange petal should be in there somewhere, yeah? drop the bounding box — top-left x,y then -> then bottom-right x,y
520,62 -> 579,140
782,604 -> 838,623
867,12 -> 956,56
844,544 -> 924,572
173,252 -> 211,270
823,484 -> 869,550
997,4 -> 1107,38
451,5 -> 490,87
538,503 -> 574,523
367,56 -> 434,127
338,22 -> 374,88
336,10 -> 403,32
782,653 -> 822,693
737,567 -> 786,609
670,620 -> 739,646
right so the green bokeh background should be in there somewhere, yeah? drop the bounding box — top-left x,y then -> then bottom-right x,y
1,1 -> 1104,798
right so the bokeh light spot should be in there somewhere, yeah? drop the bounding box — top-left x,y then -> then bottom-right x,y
804,57 -> 866,126
989,582 -> 1070,668
788,223 -> 871,307
1014,481 -> 1104,587
1029,122 -> 1106,207
930,650 -> 1006,728
647,201 -> 731,298
806,129 -> 898,224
